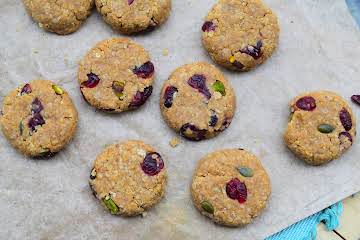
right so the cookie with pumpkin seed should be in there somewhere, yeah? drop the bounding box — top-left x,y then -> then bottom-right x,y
78,38 -> 155,112
201,0 -> 279,71
89,140 -> 167,216
191,149 -> 271,227
284,91 -> 356,165
160,62 -> 236,141
0,80 -> 78,157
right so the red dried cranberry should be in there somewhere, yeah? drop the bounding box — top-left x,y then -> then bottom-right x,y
129,86 -> 153,108
179,123 -> 207,141
339,131 -> 353,144
82,73 -> 100,88
232,60 -> 244,70
202,21 -> 216,32
188,74 -> 211,99
128,0 -> 135,5
133,61 -> 154,79
226,178 -> 247,204
339,108 -> 352,131
31,98 -> 44,114
351,95 -> 360,106
209,110 -> 218,127
295,96 -> 316,111
164,86 -> 178,108
21,83 -> 32,95
141,152 -> 164,176
240,40 -> 263,60
28,113 -> 45,131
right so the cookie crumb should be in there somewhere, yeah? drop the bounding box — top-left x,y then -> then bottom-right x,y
162,48 -> 169,56
169,137 -> 180,148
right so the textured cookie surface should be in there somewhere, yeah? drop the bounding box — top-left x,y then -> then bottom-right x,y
89,140 -> 167,216
284,91 -> 356,165
191,149 -> 271,227
160,62 -> 236,141
78,38 -> 155,112
202,0 -> 279,71
23,0 -> 94,35
0,80 -> 78,157
95,0 -> 171,34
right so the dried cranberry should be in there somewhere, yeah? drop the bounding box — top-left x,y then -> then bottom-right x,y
209,110 -> 218,127
82,73 -> 100,88
21,83 -> 32,95
295,96 -> 316,111
232,60 -> 244,70
141,152 -> 164,176
128,0 -> 135,5
240,40 -> 263,60
31,98 -> 44,114
133,61 -> 154,79
351,95 -> 360,106
339,131 -> 353,144
202,21 -> 216,32
339,108 -> 352,131
28,113 -> 45,131
164,86 -> 178,108
226,178 -> 247,204
179,123 -> 207,141
188,74 -> 211,99
129,86 -> 153,108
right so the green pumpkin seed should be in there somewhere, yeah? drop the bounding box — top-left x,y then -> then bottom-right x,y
19,121 -> 24,136
52,85 -> 64,95
238,167 -> 254,177
103,195 -> 119,214
212,80 -> 226,96
289,112 -> 294,122
318,124 -> 335,134
201,201 -> 214,214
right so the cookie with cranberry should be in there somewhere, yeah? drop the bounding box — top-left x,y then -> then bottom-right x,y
78,38 -> 155,112
202,0 -> 279,71
95,0 -> 172,34
89,140 -> 167,216
160,62 -> 236,141
284,91 -> 356,165
191,149 -> 271,227
23,0 -> 94,35
0,80 -> 78,157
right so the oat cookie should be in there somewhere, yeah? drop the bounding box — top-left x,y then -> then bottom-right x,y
95,0 -> 171,34
23,0 -> 94,35
191,149 -> 271,227
89,140 -> 167,216
284,91 -> 356,165
201,0 -> 279,71
78,38 -> 155,112
160,62 -> 236,141
0,80 -> 78,157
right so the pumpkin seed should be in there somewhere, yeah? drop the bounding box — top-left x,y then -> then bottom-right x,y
201,201 -> 214,214
52,85 -> 64,95
103,195 -> 119,214
238,167 -> 254,177
289,112 -> 294,122
212,80 -> 226,96
19,121 -> 24,136
318,124 -> 335,134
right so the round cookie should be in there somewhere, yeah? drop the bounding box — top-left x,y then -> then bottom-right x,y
201,0 -> 279,71
23,0 -> 94,35
284,91 -> 356,165
89,140 -> 167,216
0,80 -> 78,157
78,38 -> 155,112
191,149 -> 271,227
95,0 -> 172,34
160,62 -> 236,141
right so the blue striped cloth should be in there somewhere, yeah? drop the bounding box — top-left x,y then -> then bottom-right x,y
266,202 -> 343,240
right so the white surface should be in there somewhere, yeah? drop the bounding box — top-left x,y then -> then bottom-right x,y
1,0 -> 360,239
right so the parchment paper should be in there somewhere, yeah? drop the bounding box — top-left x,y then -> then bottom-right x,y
1,0 -> 360,239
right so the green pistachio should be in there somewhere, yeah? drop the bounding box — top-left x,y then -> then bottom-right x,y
52,85 -> 64,95
103,195 -> 119,214
212,80 -> 226,96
